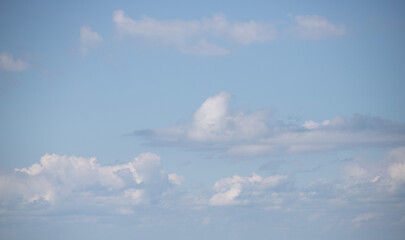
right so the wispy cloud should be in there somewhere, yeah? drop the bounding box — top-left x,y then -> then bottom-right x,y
79,25 -> 103,56
112,11 -> 346,55
135,92 -> 405,157
291,14 -> 346,39
0,52 -> 30,72
113,10 -> 276,55
352,213 -> 379,225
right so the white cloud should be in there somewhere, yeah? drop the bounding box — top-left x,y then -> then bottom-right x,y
187,92 -> 269,142
302,120 -> 330,130
0,52 -> 30,72
335,146 -> 405,196
1,153 -> 182,214
292,15 -> 346,39
209,173 -> 288,206
140,92 -> 270,144
80,25 -> 103,46
168,173 -> 184,186
388,162 -> 405,182
79,25 -> 103,56
136,92 -> 405,157
113,10 -> 276,55
352,212 -> 379,224
387,147 -> 405,186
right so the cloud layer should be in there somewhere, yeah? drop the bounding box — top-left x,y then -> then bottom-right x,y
1,147 -> 404,238
113,11 -> 345,55
135,92 -> 405,157
113,10 -> 277,55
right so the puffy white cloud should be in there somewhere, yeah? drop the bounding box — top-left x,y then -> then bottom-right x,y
187,92 -> 270,142
113,10 -> 276,55
0,52 -> 30,72
137,92 -> 270,144
209,173 -> 288,206
0,153 -> 182,215
292,15 -> 346,39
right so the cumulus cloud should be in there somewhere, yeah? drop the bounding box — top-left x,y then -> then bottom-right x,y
291,14 -> 346,39
209,173 -> 288,206
0,153 -> 182,215
0,52 -> 30,72
113,10 -> 276,55
136,92 -> 270,145
135,92 -> 405,157
79,25 -> 103,56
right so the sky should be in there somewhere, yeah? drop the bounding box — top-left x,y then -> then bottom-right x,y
1,0 -> 405,239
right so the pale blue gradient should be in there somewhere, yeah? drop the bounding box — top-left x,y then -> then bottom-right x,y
1,1 -> 405,239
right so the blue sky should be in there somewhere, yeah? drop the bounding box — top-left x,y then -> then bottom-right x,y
1,1 -> 405,239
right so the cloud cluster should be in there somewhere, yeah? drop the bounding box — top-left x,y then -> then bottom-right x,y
0,153 -> 182,215
135,92 -> 405,157
205,147 -> 405,231
0,52 -> 30,72
1,147 -> 404,234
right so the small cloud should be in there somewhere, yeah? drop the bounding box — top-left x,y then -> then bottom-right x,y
209,173 -> 288,206
168,173 -> 184,186
80,25 -> 103,56
0,52 -> 30,72
302,120 -> 330,130
291,14 -> 346,39
80,25 -> 103,46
